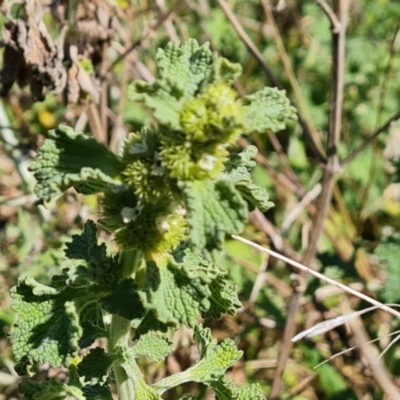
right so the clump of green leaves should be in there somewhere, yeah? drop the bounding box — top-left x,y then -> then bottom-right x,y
11,39 -> 296,399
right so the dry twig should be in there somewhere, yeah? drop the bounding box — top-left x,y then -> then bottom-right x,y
269,1 -> 349,396
216,0 -> 326,163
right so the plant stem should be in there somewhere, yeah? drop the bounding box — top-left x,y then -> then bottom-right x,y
119,248 -> 142,279
110,315 -> 136,399
108,249 -> 143,399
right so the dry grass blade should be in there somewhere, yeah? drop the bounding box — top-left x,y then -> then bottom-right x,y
231,234 -> 400,321
292,306 -> 378,342
313,329 -> 400,369
379,332 -> 400,360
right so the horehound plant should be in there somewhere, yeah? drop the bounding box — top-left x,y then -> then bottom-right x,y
10,39 -> 296,399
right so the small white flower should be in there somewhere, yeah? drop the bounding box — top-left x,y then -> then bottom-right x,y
170,202 -> 186,216
156,216 -> 170,234
199,154 -> 216,171
121,207 -> 137,223
121,204 -> 143,223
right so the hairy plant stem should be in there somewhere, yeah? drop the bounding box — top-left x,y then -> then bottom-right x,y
110,315 -> 136,399
108,249 -> 143,400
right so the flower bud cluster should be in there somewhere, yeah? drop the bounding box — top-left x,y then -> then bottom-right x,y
103,82 -> 246,259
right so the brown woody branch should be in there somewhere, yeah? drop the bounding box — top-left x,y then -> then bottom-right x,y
269,1 -> 349,398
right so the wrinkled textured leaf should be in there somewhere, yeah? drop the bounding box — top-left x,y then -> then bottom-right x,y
101,278 -> 145,320
79,313 -> 107,348
243,87 -> 297,134
78,347 -> 113,383
82,383 -> 113,400
139,260 -> 210,327
65,220 -> 107,265
132,332 -> 173,362
129,39 -> 241,128
201,275 -> 241,319
193,325 -> 242,381
120,348 -> 162,399
152,325 -> 242,394
179,180 -> 248,260
30,125 -> 124,206
211,377 -> 265,400
64,220 -> 121,287
224,146 -> 274,211
10,277 -> 81,375
139,254 -> 240,328
18,378 -> 85,400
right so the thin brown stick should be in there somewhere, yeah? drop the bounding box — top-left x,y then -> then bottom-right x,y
269,1 -> 349,397
87,102 -> 104,143
155,0 -> 180,42
249,209 -> 319,271
316,0 -> 341,32
216,0 -> 279,87
375,21 -> 400,128
105,0 -> 185,76
341,109 -> 400,166
280,184 -> 322,233
109,6 -> 135,153
261,0 -> 325,161
99,42 -> 109,144
348,309 -> 400,398
216,0 -> 326,163
238,137 -> 305,197
288,375 -> 316,399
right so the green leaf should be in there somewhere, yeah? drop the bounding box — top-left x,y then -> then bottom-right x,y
79,318 -> 107,349
179,249 -> 241,319
179,180 -> 248,260
82,383 -> 113,400
317,364 -> 347,396
133,310 -> 171,337
101,278 -> 145,320
19,378 -> 85,400
65,220 -> 108,266
78,347 -> 113,384
10,277 -> 81,375
139,260 -> 209,327
242,87 -> 297,134
224,146 -> 274,211
119,348 -> 162,399
132,332 -> 173,362
152,325 -> 242,394
138,253 -> 240,328
375,235 -> 400,302
192,324 -> 242,381
129,39 -> 241,128
64,220 -> 121,287
211,377 -> 265,400
30,125 -> 124,206
201,275 -> 241,319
